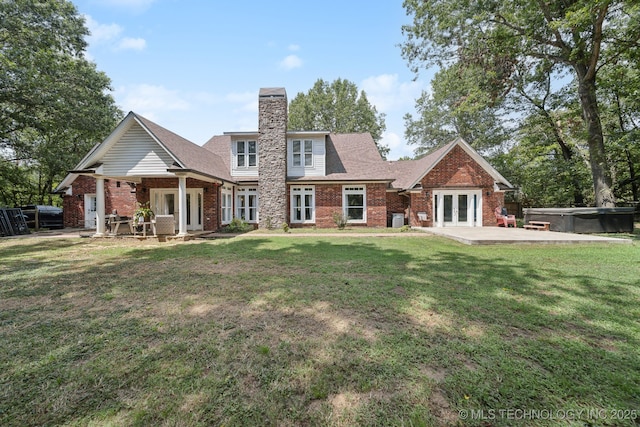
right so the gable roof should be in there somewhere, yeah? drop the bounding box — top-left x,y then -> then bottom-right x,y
387,137 -> 514,190
204,132 -> 396,183
56,112 -> 232,192
134,114 -> 232,182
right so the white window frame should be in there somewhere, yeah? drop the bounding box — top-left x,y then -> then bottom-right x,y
235,140 -> 257,168
221,186 -> 233,225
343,186 -> 366,223
235,187 -> 259,223
150,188 -> 203,231
290,186 -> 315,224
292,139 -> 313,167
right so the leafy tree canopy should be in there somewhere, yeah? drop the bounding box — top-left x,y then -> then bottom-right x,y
288,78 -> 389,158
0,0 -> 122,207
402,0 -> 640,206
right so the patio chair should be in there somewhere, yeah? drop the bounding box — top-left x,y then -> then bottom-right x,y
152,214 -> 175,235
494,206 -> 516,227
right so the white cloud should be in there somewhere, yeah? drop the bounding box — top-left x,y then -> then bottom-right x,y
360,74 -> 424,113
84,15 -> 123,45
83,15 -> 146,53
382,131 -> 414,160
115,84 -> 190,115
288,44 -> 300,51
117,37 -> 147,51
279,54 -> 303,70
225,91 -> 258,113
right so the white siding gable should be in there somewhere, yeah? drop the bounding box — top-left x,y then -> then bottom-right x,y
102,122 -> 175,176
287,137 -> 326,177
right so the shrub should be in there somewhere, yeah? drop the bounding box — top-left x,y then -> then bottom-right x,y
332,211 -> 348,230
224,217 -> 251,233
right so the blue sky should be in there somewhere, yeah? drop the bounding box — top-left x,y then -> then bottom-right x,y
73,0 -> 435,159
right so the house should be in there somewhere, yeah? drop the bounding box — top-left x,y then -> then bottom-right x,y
56,87 -> 513,235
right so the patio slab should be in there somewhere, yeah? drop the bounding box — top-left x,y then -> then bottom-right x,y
419,226 -> 633,245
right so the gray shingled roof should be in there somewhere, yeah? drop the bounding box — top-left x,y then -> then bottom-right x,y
386,140 -> 456,189
135,114 -> 233,182
290,133 -> 394,182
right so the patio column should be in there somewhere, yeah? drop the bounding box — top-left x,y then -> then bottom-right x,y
437,192 -> 444,227
177,175 -> 188,236
94,176 -> 106,236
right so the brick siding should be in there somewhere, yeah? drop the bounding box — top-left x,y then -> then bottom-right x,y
62,176 -> 137,228
64,176 -> 220,231
290,183 -> 387,228
408,145 -> 504,227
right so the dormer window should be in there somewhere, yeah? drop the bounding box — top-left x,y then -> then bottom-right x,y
236,140 -> 257,168
292,139 -> 313,167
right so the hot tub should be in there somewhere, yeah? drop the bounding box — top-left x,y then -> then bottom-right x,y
523,207 -> 635,233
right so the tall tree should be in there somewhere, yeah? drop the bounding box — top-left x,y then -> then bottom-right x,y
289,78 -> 389,158
0,0 -> 121,206
404,63 -> 509,156
402,0 -> 640,206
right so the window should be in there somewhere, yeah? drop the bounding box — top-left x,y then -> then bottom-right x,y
343,186 -> 366,223
236,187 -> 258,223
292,139 -> 313,167
291,186 -> 315,223
221,186 -> 233,224
236,140 -> 257,168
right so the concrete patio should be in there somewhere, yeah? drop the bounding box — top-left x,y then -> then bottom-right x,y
419,226 -> 633,245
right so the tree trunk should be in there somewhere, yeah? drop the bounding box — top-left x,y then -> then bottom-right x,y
575,65 -> 615,207
625,149 -> 639,201
540,109 -> 585,206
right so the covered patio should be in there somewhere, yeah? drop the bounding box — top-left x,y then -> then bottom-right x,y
56,112 -> 233,237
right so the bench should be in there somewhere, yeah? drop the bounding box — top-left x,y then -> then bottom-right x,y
523,221 -> 550,231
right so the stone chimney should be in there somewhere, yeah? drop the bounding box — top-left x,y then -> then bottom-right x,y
258,87 -> 288,229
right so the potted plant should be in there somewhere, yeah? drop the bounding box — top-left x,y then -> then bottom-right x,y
133,202 -> 154,225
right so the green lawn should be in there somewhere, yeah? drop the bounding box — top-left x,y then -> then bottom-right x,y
1,235 -> 639,426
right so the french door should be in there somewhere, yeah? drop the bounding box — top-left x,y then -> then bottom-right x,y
85,194 -> 97,228
150,189 -> 203,231
434,190 -> 482,227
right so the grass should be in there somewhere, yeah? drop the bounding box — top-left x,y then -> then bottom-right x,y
1,234 -> 639,426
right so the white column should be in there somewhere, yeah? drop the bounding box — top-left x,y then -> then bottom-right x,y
437,192 -> 444,227
94,176 -> 106,236
178,176 -> 188,236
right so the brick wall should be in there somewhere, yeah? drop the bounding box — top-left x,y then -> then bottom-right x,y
409,145 -> 505,227
366,183 -> 388,227
386,191 -> 408,227
62,176 -> 137,228
295,183 -> 387,228
63,176 -> 220,231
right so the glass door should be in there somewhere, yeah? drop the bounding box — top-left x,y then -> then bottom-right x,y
435,190 -> 481,227
150,188 -> 203,231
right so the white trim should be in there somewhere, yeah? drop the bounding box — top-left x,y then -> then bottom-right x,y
433,189 -> 482,227
290,185 -> 315,224
235,186 -> 259,223
221,186 -> 233,225
343,185 -> 367,223
84,193 -> 97,228
150,188 -> 203,231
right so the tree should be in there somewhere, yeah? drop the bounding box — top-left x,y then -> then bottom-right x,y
404,63 -> 509,156
597,53 -> 640,203
0,0 -> 121,206
402,0 -> 640,206
288,78 -> 389,158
